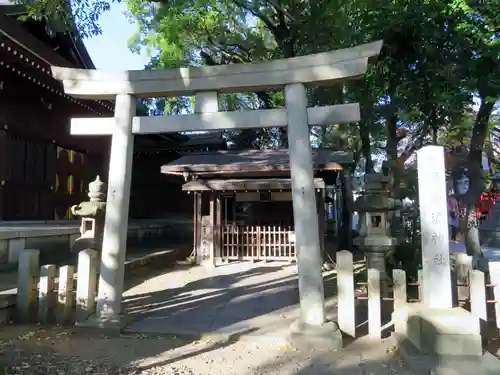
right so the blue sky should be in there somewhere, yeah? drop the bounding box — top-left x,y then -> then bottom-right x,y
82,2 -> 149,70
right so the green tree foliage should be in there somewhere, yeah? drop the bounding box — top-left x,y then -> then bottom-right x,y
16,0 -> 117,37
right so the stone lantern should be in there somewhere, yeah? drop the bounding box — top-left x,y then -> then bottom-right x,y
70,176 -> 107,253
353,173 -> 401,284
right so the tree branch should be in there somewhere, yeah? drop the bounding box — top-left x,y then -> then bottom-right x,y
230,0 -> 278,33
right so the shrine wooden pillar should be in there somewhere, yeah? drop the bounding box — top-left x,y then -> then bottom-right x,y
316,189 -> 326,257
209,193 -> 215,266
215,195 -> 222,263
193,192 -> 202,259
0,129 -> 8,220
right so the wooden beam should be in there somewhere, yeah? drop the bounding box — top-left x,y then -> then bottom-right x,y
193,192 -> 201,257
182,178 -> 326,191
70,103 -> 360,136
215,195 -> 222,261
52,41 -> 383,99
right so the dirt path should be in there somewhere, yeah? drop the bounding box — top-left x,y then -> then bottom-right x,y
0,325 -> 426,375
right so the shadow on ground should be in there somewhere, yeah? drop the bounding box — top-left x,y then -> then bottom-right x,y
0,259 -> 479,375
0,326 -> 432,374
122,262 -> 338,338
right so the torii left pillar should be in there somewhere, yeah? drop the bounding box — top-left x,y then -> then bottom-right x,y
286,84 -> 342,349
89,94 -> 136,327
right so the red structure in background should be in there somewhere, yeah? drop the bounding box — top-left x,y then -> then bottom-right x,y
478,191 -> 500,219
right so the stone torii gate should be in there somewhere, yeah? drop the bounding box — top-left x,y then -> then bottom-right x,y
51,40 -> 382,342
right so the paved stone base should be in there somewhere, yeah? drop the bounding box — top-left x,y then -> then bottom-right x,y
397,335 -> 499,375
288,320 -> 343,351
394,303 -> 483,357
76,313 -> 132,332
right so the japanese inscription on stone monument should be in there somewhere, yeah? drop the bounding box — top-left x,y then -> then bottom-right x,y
200,216 -> 213,262
417,146 -> 453,309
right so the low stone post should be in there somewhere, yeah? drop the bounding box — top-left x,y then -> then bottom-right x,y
38,264 -> 57,323
489,261 -> 500,328
57,265 -> 75,324
337,250 -> 355,337
393,269 -> 407,311
392,268 -> 407,334
76,249 -> 99,323
455,253 -> 472,307
16,249 -> 40,323
470,270 -> 487,321
8,238 -> 25,265
368,268 -> 381,340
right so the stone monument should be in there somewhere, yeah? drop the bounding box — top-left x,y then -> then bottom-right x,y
395,146 -> 486,372
353,173 -> 400,285
70,176 -> 107,253
416,147 -> 453,309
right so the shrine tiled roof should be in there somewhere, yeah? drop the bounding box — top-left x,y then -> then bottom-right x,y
161,148 -> 352,174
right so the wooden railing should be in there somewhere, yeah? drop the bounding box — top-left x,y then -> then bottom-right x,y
222,225 -> 295,262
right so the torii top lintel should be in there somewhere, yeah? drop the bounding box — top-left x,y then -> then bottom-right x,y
51,41 -> 383,100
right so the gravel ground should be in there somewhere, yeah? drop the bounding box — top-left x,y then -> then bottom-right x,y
0,326 -> 196,375
0,325 -> 427,375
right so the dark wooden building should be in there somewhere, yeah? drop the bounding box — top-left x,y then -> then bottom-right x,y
0,4 -> 228,221
0,5 -> 113,220
161,148 -> 352,263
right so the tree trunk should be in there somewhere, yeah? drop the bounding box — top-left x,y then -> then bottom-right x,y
464,203 -> 482,256
432,125 -> 438,144
350,81 -> 373,174
339,170 -> 353,250
384,111 -> 400,193
386,112 -> 398,165
359,118 -> 373,173
464,98 -> 495,262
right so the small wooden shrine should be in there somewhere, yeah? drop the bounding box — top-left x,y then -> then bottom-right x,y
162,148 -> 352,264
